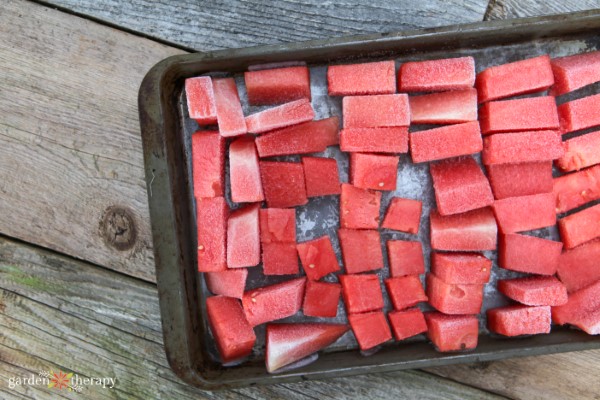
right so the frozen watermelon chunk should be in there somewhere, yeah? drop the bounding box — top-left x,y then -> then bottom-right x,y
303,281 -> 342,318
385,276 -> 428,311
499,233 -> 563,275
206,296 -> 256,363
487,161 -> 553,200
409,89 -> 477,125
262,242 -> 299,276
430,156 -> 494,216
430,252 -> 491,284
554,165 -> 600,213
259,208 -> 296,243
245,99 -> 315,134
426,273 -> 484,315
339,274 -> 384,314
328,60 -> 395,96
255,117 -> 339,158
556,129 -> 600,172
340,184 -> 381,230
205,269 -> 248,299
350,153 -> 399,191
227,204 -> 260,269
342,94 -> 410,128
265,323 -> 348,373
338,229 -> 384,274
348,311 -> 392,351
185,76 -> 217,125
388,308 -> 428,341
487,305 -> 551,336
245,66 -> 311,105
552,280 -> 600,334
229,137 -> 264,203
557,240 -> 600,293
191,131 -> 225,199
242,277 -> 306,327
410,121 -> 483,163
558,93 -> 600,134
479,96 -> 559,135
498,276 -> 568,306
340,127 -> 409,154
386,240 -> 425,277
424,313 -> 479,352
197,197 -> 228,272
558,203 -> 600,249
382,198 -> 422,234
296,235 -> 341,280
398,57 -> 475,92
476,55 -> 554,103
430,208 -> 497,251
302,157 -> 341,197
550,50 -> 600,95
213,77 -> 247,137
493,193 -> 556,233
482,130 -> 563,165
260,161 -> 308,208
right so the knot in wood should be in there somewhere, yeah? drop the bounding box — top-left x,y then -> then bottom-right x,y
100,206 -> 137,251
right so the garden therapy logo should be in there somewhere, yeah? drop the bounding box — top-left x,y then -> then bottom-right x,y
40,370 -> 82,392
7,370 -> 116,392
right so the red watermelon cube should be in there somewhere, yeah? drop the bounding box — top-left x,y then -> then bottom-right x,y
557,240 -> 600,293
245,99 -> 315,134
493,193 -> 556,233
244,66 -> 311,106
303,281 -> 342,318
185,76 -> 217,125
556,129 -> 600,172
388,308 -> 428,341
410,121 -> 483,163
385,275 -> 428,310
552,280 -> 600,334
260,161 -> 308,208
498,276 -> 568,306
499,233 -> 563,275
205,269 -> 248,299
382,198 -> 422,234
479,96 -> 559,135
206,296 -> 256,363
339,274 -> 384,314
191,131 -> 225,198
340,184 -> 381,230
213,77 -> 247,137
558,203 -> 600,249
426,273 -> 484,315
424,313 -> 479,352
342,94 -> 410,128
553,164 -> 600,213
255,117 -> 339,157
229,136 -> 264,203
398,56 -> 475,92
476,55 -> 554,103
242,277 -> 306,327
386,240 -> 425,277
197,197 -> 228,272
409,89 -> 478,125
430,156 -> 494,216
482,130 -> 564,165
227,204 -> 261,269
430,252 -> 491,284
350,153 -> 399,191
302,157 -> 341,197
348,311 -> 392,351
487,305 -> 551,336
328,60 -> 396,96
262,242 -> 299,276
338,229 -> 384,274
296,235 -> 341,280
550,50 -> 600,96
430,207 -> 498,251
340,127 -> 409,154
558,93 -> 600,134
259,208 -> 296,243
487,161 -> 553,200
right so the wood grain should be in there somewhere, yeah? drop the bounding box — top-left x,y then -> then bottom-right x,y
486,0 -> 600,20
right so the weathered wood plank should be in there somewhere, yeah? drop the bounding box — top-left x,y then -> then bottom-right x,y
485,0 -> 600,20
44,0 -> 489,51
0,0 -> 184,282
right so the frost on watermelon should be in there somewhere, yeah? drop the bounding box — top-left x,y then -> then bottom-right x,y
550,50 -> 600,96
338,229 -> 384,274
429,156 -> 494,216
197,197 -> 228,272
487,305 -> 551,336
382,198 -> 422,234
340,127 -> 409,154
558,93 -> 600,134
350,153 -> 399,191
430,252 -> 491,285
227,203 -> 260,269
259,208 -> 296,243
557,239 -> 600,293
386,240 -> 425,277
327,60 -> 396,96
552,280 -> 600,335
242,277 -> 306,327
385,275 -> 428,310
398,56 -> 475,92
245,98 -> 315,134
213,77 -> 247,137
262,242 -> 299,276
192,130 -> 225,199
430,207 -> 497,251
482,130 -> 564,165
206,296 -> 256,363
296,235 -> 341,280
244,66 -> 311,105
348,311 -> 392,351
339,274 -> 384,314
340,183 -> 381,230
302,157 -> 341,197
343,94 -> 410,128
265,323 -> 348,373
409,88 -> 477,125
493,193 -> 556,233
260,161 -> 308,208
424,313 -> 479,352
553,164 -> 600,213
479,96 -> 560,135
487,161 -> 553,200
410,121 -> 483,163
388,308 -> 428,341
185,76 -> 217,125
498,276 -> 568,307
205,269 -> 248,299
558,203 -> 600,249
499,233 -> 563,275
426,273 -> 484,315
556,129 -> 600,172
229,136 -> 264,203
303,281 -> 342,318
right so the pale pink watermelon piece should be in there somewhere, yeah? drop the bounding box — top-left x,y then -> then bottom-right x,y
245,66 -> 311,105
213,77 -> 247,137
550,50 -> 600,96
343,94 -> 410,128
197,197 -> 229,272
229,136 -> 264,203
409,89 -> 478,125
205,269 -> 248,299
553,165 -> 600,213
245,99 -> 315,134
430,207 -> 497,251
327,60 -> 396,96
424,313 -> 479,352
499,233 -> 563,275
482,130 -> 564,165
430,252 -> 491,284
493,193 -> 556,233
559,203 -> 600,249
557,239 -> 600,293
388,309 -> 428,341
498,276 -> 568,306
302,157 -> 341,197
487,161 -> 553,200
296,235 -> 341,281
398,56 -> 475,92
340,183 -> 381,230
242,277 -> 306,327
552,280 -> 600,334
260,161 -> 308,208
185,76 -> 217,124
410,121 -> 483,163
227,204 -> 261,269
427,273 -> 484,315
386,240 -> 425,277
191,131 -> 225,198
262,242 -> 299,276
558,93 -> 600,134
385,275 -> 428,311
479,96 -> 559,135
338,229 -> 384,274
348,311 -> 392,351
487,305 -> 551,336
382,198 -> 422,234
350,153 -> 399,191
556,129 -> 600,172
259,208 -> 296,243
340,127 -> 409,154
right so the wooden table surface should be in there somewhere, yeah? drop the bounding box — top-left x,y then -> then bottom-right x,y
2,0 -> 600,398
